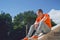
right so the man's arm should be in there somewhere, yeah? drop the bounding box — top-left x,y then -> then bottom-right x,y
41,16 -> 47,22
34,16 -> 47,24
41,14 -> 49,22
33,16 -> 47,28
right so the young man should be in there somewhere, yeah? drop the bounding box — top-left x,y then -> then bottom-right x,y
23,9 -> 52,40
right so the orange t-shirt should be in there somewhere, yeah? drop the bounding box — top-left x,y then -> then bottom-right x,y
35,14 -> 52,28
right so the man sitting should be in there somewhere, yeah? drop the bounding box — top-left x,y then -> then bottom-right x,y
23,9 -> 52,40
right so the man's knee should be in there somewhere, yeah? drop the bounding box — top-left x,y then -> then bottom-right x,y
30,25 -> 35,29
42,29 -> 51,34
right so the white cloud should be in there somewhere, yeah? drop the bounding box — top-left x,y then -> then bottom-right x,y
48,9 -> 60,24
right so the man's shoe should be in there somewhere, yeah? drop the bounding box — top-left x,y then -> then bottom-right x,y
23,37 -> 28,40
31,35 -> 38,40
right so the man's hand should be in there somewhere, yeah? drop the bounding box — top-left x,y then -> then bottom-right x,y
33,24 -> 39,28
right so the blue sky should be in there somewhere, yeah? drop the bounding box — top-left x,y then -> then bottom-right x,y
0,0 -> 60,18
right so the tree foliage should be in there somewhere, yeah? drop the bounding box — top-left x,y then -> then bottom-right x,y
13,11 -> 36,29
0,12 -> 13,40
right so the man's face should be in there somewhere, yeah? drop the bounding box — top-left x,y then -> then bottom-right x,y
36,11 -> 43,16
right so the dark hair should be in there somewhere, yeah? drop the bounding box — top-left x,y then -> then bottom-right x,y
38,9 -> 43,13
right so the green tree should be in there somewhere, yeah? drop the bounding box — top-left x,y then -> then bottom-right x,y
0,12 -> 13,40
13,11 -> 36,29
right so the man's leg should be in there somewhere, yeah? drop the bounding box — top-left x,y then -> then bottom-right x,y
26,25 -> 36,37
34,21 -> 51,36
